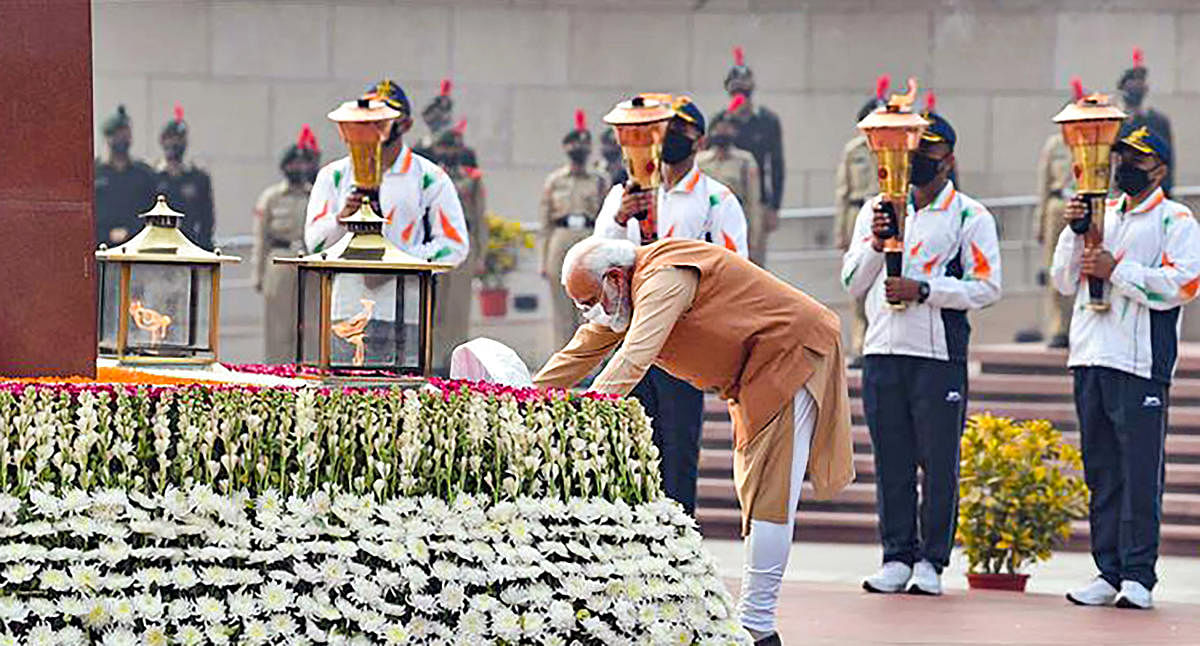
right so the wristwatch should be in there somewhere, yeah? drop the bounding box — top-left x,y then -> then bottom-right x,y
917,281 -> 931,304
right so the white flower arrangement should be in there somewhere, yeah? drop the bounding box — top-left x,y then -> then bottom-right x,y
0,488 -> 748,644
0,379 -> 751,644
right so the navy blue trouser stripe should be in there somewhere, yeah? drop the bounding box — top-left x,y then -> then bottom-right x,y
1073,366 -> 1168,591
632,365 -> 704,516
863,355 -> 967,571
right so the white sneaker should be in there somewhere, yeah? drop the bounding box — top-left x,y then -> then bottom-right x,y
862,561 -> 912,594
1066,577 -> 1119,606
1114,581 -> 1154,610
907,560 -> 942,596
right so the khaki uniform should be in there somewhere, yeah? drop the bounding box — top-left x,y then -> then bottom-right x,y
834,135 -> 878,359
433,166 -> 488,370
697,147 -> 763,265
253,181 -> 310,363
1036,132 -> 1075,342
539,165 -> 610,350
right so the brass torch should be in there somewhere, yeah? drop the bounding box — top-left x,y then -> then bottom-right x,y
856,78 -> 929,309
1053,94 -> 1126,311
328,97 -> 402,216
603,94 -> 674,245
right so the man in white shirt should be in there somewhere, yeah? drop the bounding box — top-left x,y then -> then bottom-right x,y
841,112 -> 1002,596
1053,126 -> 1200,610
305,79 -> 469,367
592,96 -> 748,517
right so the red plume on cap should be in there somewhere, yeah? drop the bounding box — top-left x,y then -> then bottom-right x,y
1133,46 -> 1145,68
297,124 -> 319,152
173,102 -> 185,123
439,78 -> 452,97
875,74 -> 891,101
574,109 -> 586,131
733,46 -> 745,67
1070,76 -> 1085,101
452,118 -> 467,136
727,94 -> 746,113
924,91 -> 937,114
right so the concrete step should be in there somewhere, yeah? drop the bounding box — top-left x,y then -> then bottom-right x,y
847,370 -> 1200,405
975,343 -> 1200,379
701,421 -> 1200,462
695,504 -> 1200,555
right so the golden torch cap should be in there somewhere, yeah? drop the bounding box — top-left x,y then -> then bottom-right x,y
603,95 -> 674,126
1052,92 -> 1126,125
328,97 -> 402,124
856,77 -> 929,135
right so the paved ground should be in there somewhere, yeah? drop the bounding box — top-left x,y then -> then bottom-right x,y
710,540 -> 1200,644
728,579 -> 1200,645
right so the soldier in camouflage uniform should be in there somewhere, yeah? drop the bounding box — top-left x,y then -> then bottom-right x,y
1036,130 -> 1075,348
697,101 -> 763,264
430,125 -> 488,372
254,126 -> 321,362
834,84 -> 885,366
540,111 -> 610,350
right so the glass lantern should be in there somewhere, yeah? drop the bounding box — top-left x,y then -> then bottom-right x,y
275,202 -> 450,382
96,196 -> 240,364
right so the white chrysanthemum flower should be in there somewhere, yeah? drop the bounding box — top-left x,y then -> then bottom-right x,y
69,563 -> 102,591
242,619 -> 271,644
493,607 -> 521,641
107,596 -> 136,625
381,622 -> 410,644
269,614 -> 297,637
3,562 -> 37,584
459,609 -> 486,637
177,625 -> 204,646
171,565 -> 199,589
205,623 -> 232,645
134,593 -> 165,622
194,596 -> 225,624
0,597 -> 29,624
258,581 -> 292,609
142,625 -> 169,646
227,592 -> 259,618
82,597 -> 109,628
167,598 -> 192,621
98,540 -> 131,565
438,583 -> 466,612
133,567 -> 168,588
25,623 -> 56,646
99,627 -> 138,646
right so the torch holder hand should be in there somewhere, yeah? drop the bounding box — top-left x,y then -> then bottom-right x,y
626,183 -> 658,245
1077,192 -> 1109,311
878,199 -> 906,310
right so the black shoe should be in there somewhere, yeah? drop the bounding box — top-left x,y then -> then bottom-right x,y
753,633 -> 782,646
1014,328 -> 1043,343
1047,334 -> 1068,349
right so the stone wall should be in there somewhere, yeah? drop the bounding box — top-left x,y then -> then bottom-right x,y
93,0 -> 1200,242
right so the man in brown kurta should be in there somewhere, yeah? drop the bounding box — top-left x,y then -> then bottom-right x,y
534,236 -> 853,644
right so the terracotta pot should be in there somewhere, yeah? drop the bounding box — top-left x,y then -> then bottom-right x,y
479,288 -> 509,318
967,572 -> 1029,592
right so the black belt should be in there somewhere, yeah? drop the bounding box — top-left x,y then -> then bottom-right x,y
849,198 -> 866,208
1047,189 -> 1064,199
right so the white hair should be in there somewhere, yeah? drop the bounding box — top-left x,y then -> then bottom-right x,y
560,237 -> 637,286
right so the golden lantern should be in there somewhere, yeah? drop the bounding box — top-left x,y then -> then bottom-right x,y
96,196 -> 240,365
274,98 -> 451,383
603,94 -> 674,244
856,77 -> 929,309
1053,93 -> 1126,311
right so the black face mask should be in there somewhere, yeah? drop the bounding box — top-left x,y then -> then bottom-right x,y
163,143 -> 186,161
1123,88 -> 1146,108
709,134 -> 734,148
567,148 -> 589,164
284,170 -> 307,185
909,154 -> 943,187
1115,162 -> 1154,196
660,130 -> 697,165
110,140 -> 131,155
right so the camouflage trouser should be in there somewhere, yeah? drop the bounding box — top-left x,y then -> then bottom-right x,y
545,228 -> 592,351
850,296 -> 867,358
1041,198 -> 1073,340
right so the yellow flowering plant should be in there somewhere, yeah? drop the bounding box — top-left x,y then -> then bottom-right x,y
481,212 -> 535,289
956,413 -> 1089,574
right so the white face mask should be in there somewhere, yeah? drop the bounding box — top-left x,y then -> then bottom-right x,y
579,301 -> 613,328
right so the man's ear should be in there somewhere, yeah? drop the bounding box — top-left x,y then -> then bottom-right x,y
1150,161 -> 1168,184
943,152 -> 957,176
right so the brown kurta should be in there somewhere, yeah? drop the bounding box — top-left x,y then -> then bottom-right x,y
534,239 -> 855,530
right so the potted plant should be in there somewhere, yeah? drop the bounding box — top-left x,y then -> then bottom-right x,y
956,413 -> 1089,591
478,213 -> 534,317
